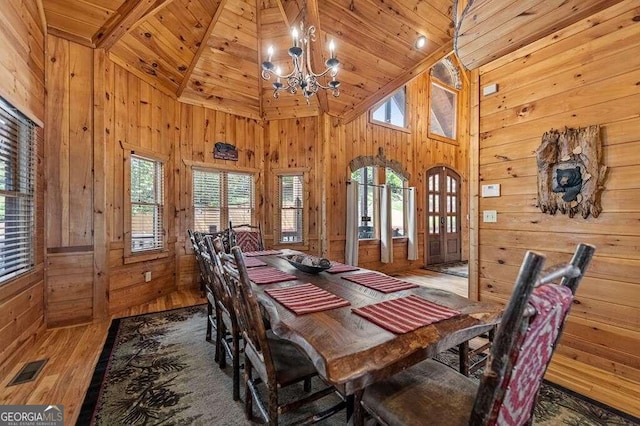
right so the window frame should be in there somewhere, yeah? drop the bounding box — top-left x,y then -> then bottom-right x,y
0,97 -> 37,284
273,168 -> 309,248
190,164 -> 258,234
123,146 -> 169,264
428,73 -> 460,145
369,87 -> 410,132
385,168 -> 409,240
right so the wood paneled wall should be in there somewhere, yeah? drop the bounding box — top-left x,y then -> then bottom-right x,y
175,103 -> 264,289
0,0 -> 46,374
45,35 -> 94,326
475,0 -> 640,414
322,69 -> 470,273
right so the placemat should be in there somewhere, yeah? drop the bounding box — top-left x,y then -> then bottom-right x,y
241,257 -> 267,268
243,250 -> 282,257
265,283 -> 350,315
353,295 -> 460,334
246,266 -> 296,285
326,263 -> 360,274
342,271 -> 418,293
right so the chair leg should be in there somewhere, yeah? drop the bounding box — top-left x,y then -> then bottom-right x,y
214,310 -> 222,363
459,341 -> 470,376
206,302 -> 212,342
219,323 -> 227,369
232,330 -> 240,401
303,377 -> 311,392
268,383 -> 279,425
245,359 -> 253,421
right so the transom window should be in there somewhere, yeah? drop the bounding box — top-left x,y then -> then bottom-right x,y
130,155 -> 164,252
371,87 -> 407,129
430,57 -> 461,141
277,174 -> 304,244
193,168 -> 255,233
0,97 -> 37,283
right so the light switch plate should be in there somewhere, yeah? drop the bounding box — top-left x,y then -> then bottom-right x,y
482,83 -> 499,96
483,210 -> 497,223
144,271 -> 152,282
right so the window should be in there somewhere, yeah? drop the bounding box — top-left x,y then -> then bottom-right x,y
192,168 -> 255,233
351,166 -> 377,239
371,87 -> 407,128
130,155 -> 164,252
0,98 -> 37,283
386,168 -> 407,237
429,58 -> 461,141
277,174 -> 304,243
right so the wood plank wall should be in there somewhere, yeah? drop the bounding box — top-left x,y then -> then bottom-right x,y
323,69 -> 470,273
105,62 -> 180,313
175,103 -> 264,289
45,35 -> 94,326
475,0 -> 640,414
0,0 -> 46,375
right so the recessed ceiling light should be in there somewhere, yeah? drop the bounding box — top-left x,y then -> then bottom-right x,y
415,35 -> 427,49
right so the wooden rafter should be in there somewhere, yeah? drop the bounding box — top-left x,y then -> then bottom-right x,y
176,0 -> 227,97
340,40 -> 454,124
93,0 -> 175,50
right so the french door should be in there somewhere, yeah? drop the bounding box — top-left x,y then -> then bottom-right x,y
426,166 -> 461,265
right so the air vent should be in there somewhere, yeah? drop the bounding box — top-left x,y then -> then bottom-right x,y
7,359 -> 48,386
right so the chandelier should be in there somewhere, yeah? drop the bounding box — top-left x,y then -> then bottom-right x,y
260,20 -> 340,102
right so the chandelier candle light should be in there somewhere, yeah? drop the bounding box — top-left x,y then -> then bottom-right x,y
261,21 -> 340,103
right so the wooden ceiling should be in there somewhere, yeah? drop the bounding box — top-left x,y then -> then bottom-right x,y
455,0 -> 625,70
42,0 -> 456,121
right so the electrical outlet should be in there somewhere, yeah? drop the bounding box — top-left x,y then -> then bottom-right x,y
483,210 -> 498,223
144,271 -> 152,282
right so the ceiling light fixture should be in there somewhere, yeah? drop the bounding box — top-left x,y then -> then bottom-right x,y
261,20 -> 340,103
415,35 -> 427,49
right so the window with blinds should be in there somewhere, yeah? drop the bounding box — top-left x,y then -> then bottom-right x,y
130,155 -> 164,252
277,174 -> 304,243
0,98 -> 37,283
192,168 -> 254,233
386,168 -> 407,237
351,166 -> 377,239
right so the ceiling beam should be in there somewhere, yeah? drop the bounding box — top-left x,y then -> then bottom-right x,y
340,40 -> 454,125
176,0 -> 227,97
92,0 -> 175,50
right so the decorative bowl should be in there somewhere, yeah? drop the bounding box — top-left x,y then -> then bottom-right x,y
281,254 -> 331,274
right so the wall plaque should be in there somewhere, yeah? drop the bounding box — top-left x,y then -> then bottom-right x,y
214,142 -> 238,161
536,125 -> 607,218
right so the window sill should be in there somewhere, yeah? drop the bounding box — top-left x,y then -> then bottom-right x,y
370,120 -> 411,134
124,249 -> 170,264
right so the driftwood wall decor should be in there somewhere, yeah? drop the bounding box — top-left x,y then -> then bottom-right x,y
536,125 -> 607,218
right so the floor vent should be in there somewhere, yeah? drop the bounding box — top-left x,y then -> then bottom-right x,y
7,359 -> 48,386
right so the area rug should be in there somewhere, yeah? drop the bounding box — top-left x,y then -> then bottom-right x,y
424,260 -> 469,278
79,306 -> 638,425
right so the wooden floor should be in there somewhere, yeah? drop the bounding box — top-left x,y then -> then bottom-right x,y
1,270 -> 637,421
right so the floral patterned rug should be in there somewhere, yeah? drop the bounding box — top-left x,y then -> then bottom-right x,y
78,305 -> 638,425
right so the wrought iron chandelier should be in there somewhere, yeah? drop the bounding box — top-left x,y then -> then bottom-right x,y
260,20 -> 340,102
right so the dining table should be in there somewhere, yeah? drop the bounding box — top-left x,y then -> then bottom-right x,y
246,249 -> 503,423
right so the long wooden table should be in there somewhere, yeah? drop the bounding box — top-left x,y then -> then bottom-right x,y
252,251 -> 503,400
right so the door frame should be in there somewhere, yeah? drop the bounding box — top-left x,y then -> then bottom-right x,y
424,164 -> 463,266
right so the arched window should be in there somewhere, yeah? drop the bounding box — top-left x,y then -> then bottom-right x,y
429,57 -> 461,141
350,165 -> 409,240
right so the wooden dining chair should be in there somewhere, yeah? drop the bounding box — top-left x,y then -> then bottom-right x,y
229,221 -> 265,252
187,230 -> 218,347
205,235 -> 243,401
220,246 -> 346,424
359,243 -> 595,426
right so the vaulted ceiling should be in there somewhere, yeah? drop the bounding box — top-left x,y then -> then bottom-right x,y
42,0 -> 456,121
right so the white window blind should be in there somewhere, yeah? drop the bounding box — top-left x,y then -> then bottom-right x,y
130,155 -> 164,252
0,97 -> 37,283
193,168 -> 254,232
278,174 -> 304,243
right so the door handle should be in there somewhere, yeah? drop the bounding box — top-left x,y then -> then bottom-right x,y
440,216 -> 445,225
